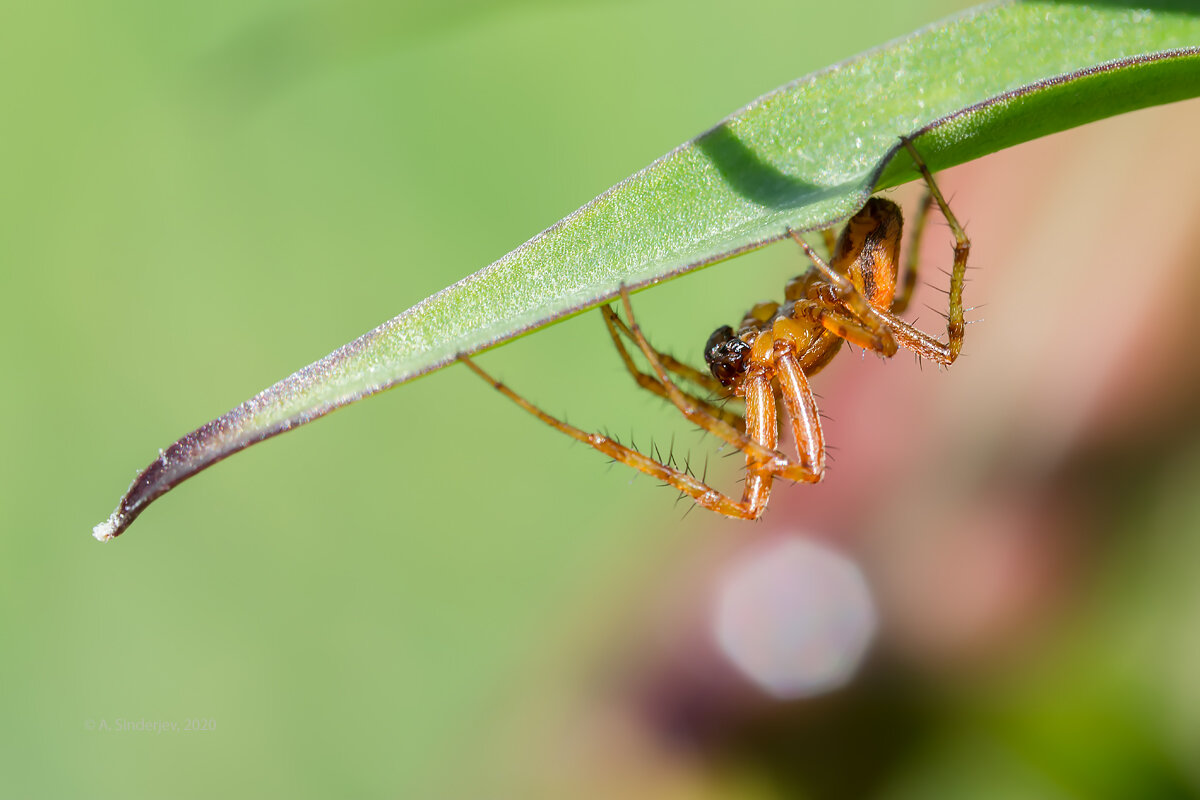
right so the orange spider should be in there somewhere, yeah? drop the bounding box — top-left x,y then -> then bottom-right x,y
461,140 -> 969,519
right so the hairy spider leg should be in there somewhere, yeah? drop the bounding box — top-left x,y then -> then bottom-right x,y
600,306 -> 744,429
741,368 -> 778,515
893,190 -> 934,314
792,328 -> 845,376
461,285 -> 833,519
602,306 -> 724,394
794,293 -> 899,356
885,137 -> 970,365
770,317 -> 827,481
459,355 -> 775,519
790,140 -> 970,366
788,230 -> 900,357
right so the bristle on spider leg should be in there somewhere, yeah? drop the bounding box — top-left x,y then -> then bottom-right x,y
922,304 -> 951,321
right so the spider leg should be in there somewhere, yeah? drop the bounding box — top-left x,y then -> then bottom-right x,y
789,229 -> 883,327
602,305 -> 724,394
889,137 -> 970,365
770,318 -> 826,483
741,371 -> 777,515
460,355 -> 772,519
789,229 -> 899,356
600,306 -> 744,428
618,286 -> 784,469
892,190 -> 934,314
794,329 -> 845,378
796,297 -> 898,357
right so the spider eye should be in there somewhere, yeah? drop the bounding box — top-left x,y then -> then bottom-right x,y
705,325 -> 751,387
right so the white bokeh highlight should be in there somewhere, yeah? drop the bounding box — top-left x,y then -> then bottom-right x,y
713,537 -> 877,700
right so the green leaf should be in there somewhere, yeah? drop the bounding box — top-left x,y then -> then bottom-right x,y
94,0 -> 1200,541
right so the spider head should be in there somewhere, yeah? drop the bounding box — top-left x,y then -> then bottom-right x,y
704,325 -> 752,388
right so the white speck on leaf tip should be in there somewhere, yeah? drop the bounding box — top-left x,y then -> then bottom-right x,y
92,515 -> 118,542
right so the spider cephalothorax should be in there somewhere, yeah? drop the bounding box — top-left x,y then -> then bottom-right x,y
463,139 -> 970,520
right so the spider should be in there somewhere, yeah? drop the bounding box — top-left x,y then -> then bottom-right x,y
460,140 -> 969,519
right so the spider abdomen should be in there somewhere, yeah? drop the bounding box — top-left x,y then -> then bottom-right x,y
834,197 -> 903,311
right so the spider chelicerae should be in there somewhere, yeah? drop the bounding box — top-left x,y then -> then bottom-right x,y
461,140 -> 969,519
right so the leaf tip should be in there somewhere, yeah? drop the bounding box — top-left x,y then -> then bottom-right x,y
92,514 -> 120,543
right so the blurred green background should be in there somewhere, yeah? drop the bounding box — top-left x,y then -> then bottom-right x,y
5,0 -> 1200,797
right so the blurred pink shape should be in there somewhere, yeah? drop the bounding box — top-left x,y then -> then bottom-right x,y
713,536 -> 877,699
